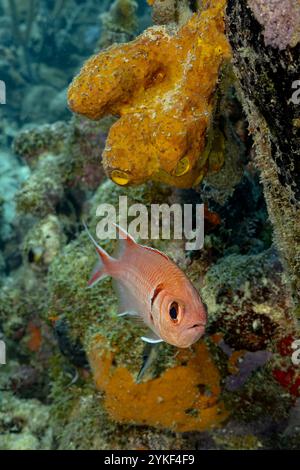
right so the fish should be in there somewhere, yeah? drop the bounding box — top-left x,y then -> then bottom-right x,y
84,222 -> 207,348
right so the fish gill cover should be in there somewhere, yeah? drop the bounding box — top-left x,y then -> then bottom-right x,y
0,0 -> 299,451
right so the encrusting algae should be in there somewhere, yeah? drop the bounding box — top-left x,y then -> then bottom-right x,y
68,0 -> 231,188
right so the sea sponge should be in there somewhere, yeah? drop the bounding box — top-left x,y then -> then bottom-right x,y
89,337 -> 228,432
68,0 -> 231,188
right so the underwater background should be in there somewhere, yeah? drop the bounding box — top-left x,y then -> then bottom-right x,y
0,0 -> 299,450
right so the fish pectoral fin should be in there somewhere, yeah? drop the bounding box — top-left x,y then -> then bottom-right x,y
141,334 -> 164,344
113,280 -> 145,326
112,223 -> 137,260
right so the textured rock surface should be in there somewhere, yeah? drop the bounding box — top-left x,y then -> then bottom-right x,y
226,0 -> 300,308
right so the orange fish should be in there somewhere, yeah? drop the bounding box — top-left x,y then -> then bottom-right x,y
84,223 -> 207,348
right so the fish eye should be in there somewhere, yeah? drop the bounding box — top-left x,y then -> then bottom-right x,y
169,302 -> 179,323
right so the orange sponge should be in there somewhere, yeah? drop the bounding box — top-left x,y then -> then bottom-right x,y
68,0 -> 231,187
89,338 -> 228,432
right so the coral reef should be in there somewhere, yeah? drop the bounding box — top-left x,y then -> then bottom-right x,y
68,0 -> 231,187
149,0 -> 192,26
0,393 -> 52,450
0,150 -> 29,244
2,140 -> 299,449
43,178 -> 297,446
147,0 -> 204,26
97,0 -> 139,49
0,0 -> 299,452
13,117 -> 109,218
23,215 -> 66,269
0,0 -> 122,141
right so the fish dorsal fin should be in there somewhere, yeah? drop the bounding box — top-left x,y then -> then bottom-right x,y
113,223 -> 136,243
112,223 -> 137,259
112,223 -> 170,263
140,245 -> 170,261
83,221 -> 112,261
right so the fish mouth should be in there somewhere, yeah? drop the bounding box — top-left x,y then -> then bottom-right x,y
188,323 -> 206,330
186,323 -> 206,338
176,323 -> 205,348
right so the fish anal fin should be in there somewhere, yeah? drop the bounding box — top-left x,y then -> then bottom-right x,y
141,336 -> 164,344
136,342 -> 158,383
141,329 -> 163,344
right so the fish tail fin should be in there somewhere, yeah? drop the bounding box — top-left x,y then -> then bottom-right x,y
112,223 -> 137,260
83,221 -> 113,288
